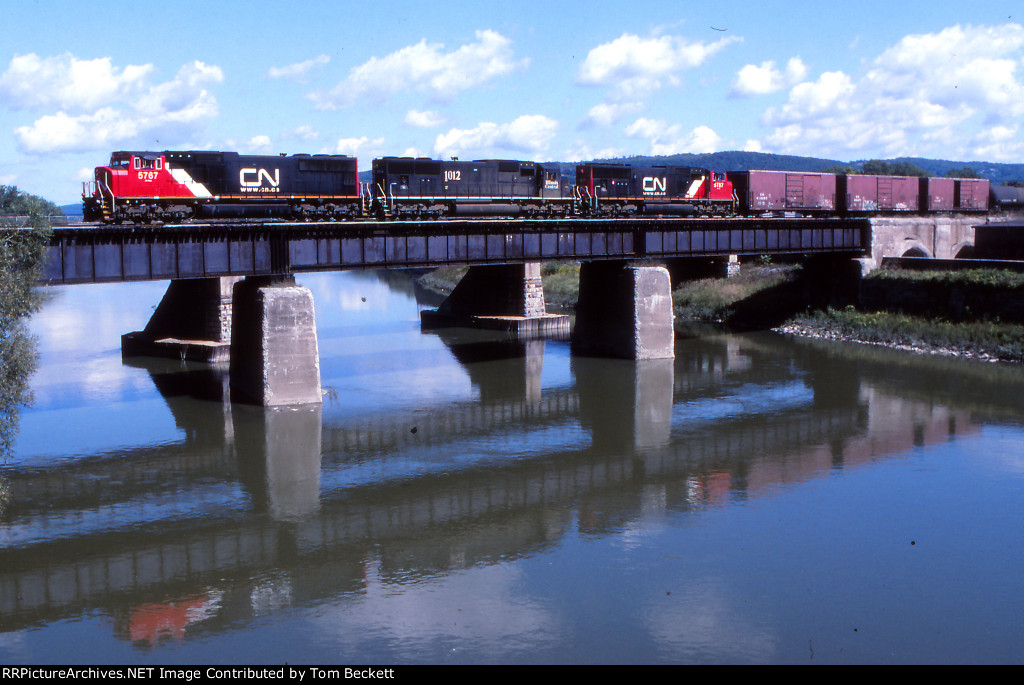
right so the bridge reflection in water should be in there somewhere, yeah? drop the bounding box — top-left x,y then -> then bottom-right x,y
1,324 -> 1001,649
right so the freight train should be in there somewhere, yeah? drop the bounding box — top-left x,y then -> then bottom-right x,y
81,149 -> 994,224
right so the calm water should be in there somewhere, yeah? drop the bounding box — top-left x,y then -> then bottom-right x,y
2,270 -> 1024,665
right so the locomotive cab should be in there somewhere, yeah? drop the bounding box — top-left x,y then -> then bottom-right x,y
83,152 -> 185,222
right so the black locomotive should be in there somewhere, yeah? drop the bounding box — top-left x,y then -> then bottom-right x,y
370,157 -> 571,219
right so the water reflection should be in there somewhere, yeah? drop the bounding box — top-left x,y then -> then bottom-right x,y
3,272 -> 1024,663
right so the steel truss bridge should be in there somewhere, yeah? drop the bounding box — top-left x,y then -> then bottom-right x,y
41,217 -> 869,285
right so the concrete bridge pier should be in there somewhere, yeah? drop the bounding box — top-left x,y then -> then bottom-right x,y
122,276 -> 241,363
420,262 -> 570,337
229,275 -> 323,407
572,261 -> 675,360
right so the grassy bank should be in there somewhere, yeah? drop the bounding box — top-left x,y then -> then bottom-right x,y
416,262 -> 1024,363
672,264 -> 802,328
781,308 -> 1024,362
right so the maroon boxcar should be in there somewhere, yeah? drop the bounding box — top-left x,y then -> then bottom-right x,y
838,174 -> 920,213
920,177 -> 955,211
731,170 -> 836,214
954,178 -> 989,211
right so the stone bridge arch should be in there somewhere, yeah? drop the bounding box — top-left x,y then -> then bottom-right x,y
897,238 -> 932,259
951,239 -> 976,259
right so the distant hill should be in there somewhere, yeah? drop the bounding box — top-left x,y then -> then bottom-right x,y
876,157 -> 1024,184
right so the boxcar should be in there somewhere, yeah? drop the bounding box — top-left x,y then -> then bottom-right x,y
838,174 -> 920,213
953,178 -> 990,211
920,177 -> 955,211
730,170 -> 836,215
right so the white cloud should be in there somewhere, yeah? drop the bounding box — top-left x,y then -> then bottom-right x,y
731,57 -> 808,97
285,125 -> 320,141
624,118 -> 722,155
267,55 -> 330,80
577,32 -> 740,98
329,136 -> 386,157
969,125 -> 1024,161
579,102 -> 644,128
246,135 -> 273,152
404,109 -> 447,128
0,53 -> 153,111
758,23 -> 1024,158
434,115 -> 558,160
310,30 -> 528,109
15,109 -> 139,154
7,57 -> 223,154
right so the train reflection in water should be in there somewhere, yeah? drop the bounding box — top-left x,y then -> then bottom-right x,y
0,323 -> 1002,650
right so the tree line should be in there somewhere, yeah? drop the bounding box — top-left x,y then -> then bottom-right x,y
821,160 -> 982,178
1,185 -> 53,465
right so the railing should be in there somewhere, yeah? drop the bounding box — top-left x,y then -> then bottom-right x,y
0,214 -> 70,227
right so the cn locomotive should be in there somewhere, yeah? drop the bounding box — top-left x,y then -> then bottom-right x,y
81,149 -> 992,224
82,150 -> 360,223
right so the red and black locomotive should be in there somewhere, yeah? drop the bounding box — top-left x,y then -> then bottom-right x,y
83,150 -> 360,223
576,163 -> 735,216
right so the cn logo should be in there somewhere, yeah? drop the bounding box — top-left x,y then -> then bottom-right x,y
240,168 -> 280,188
642,176 -> 666,194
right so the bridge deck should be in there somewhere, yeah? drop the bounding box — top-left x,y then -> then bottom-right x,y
42,217 -> 869,285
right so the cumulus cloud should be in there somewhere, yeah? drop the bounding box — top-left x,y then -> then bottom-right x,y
329,136 -> 386,157
246,135 -> 273,152
577,32 -> 740,98
4,55 -> 223,154
579,102 -> 644,128
759,23 -> 1024,159
970,124 -> 1024,160
624,118 -> 722,155
310,30 -> 528,109
267,55 -> 330,80
285,125 -> 320,141
433,115 -> 558,160
731,57 -> 808,96
0,53 -> 153,111
404,109 -> 447,128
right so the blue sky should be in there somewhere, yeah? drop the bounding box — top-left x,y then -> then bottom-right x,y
1,0 -> 1022,203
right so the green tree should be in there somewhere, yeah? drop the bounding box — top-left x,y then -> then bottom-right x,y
857,160 -> 929,177
944,167 -> 982,179
0,185 -> 62,216
890,161 -> 930,177
822,164 -> 859,174
860,160 -> 894,176
0,192 -> 52,462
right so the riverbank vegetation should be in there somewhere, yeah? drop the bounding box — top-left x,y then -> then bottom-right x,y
1,187 -> 54,463
781,308 -> 1024,362
415,258 -> 1024,363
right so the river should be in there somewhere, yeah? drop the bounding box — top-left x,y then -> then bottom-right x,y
2,270 -> 1024,665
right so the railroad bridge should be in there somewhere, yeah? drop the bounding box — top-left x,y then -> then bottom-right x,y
41,216 -> 872,406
